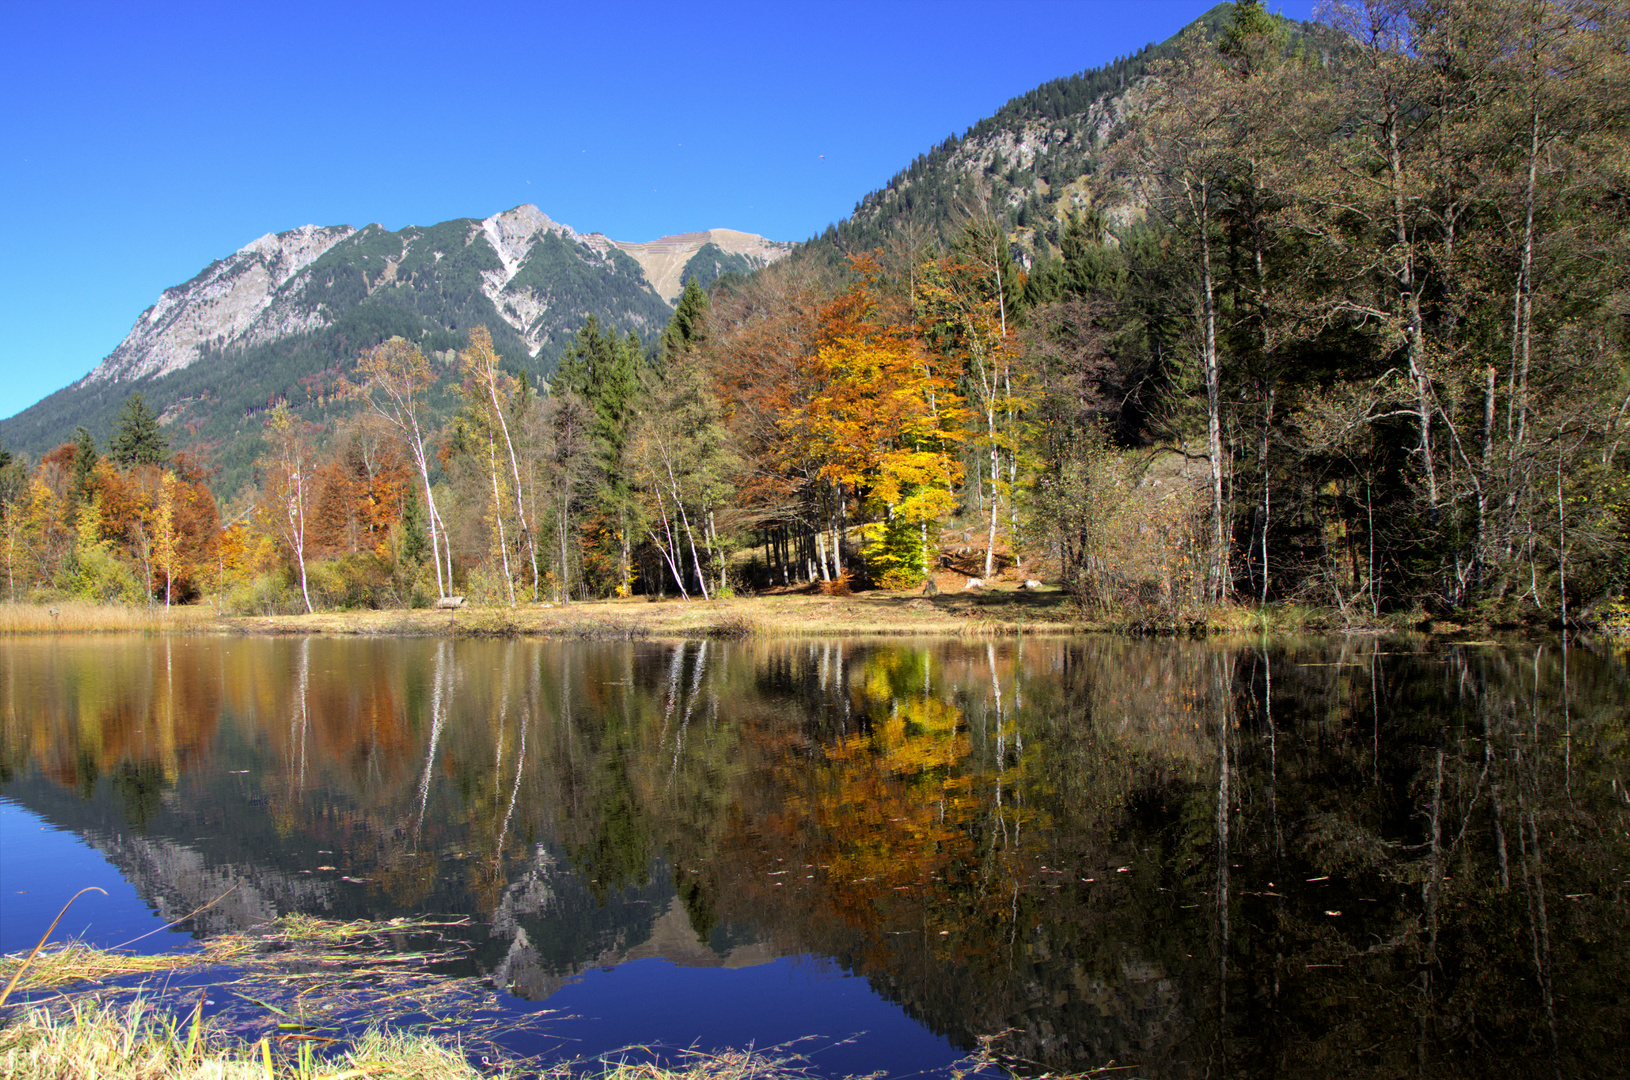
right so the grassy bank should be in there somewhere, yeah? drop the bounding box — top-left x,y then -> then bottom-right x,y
5,590 -> 1572,642
220,588 -> 1087,640
0,601 -> 220,636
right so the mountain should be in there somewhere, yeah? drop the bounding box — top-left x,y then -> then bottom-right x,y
805,3 -> 1331,262
2,2 -> 1313,495
2,206 -> 787,490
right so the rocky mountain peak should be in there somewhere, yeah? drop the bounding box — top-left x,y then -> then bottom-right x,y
80,223 -> 355,388
481,204 -> 576,284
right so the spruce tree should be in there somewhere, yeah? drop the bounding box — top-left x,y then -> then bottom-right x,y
71,427 -> 98,502
662,278 -> 710,365
109,392 -> 169,467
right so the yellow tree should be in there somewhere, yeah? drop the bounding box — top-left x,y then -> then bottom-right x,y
17,476 -> 68,595
151,471 -> 179,608
787,299 -> 964,588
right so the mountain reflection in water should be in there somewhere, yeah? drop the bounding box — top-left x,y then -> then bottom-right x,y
1,634 -> 1626,1078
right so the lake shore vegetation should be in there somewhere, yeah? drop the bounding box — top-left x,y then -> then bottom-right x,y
0,0 -> 1625,635
0,927 -> 892,1080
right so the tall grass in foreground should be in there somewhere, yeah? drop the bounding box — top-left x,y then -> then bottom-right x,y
0,601 -> 218,635
0,999 -> 875,1080
0,999 -> 499,1079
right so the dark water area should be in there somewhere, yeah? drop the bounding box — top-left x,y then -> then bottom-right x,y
1,633 -> 1626,1078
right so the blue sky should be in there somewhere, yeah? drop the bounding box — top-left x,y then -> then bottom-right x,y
0,0 -> 1315,426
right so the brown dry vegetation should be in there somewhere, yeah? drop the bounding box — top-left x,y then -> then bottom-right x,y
219,586 -> 1086,639
1,589 -> 1452,641
0,601 -> 220,636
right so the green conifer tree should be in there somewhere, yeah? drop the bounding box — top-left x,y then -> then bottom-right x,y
109,393 -> 170,467
661,278 -> 710,366
71,427 -> 98,502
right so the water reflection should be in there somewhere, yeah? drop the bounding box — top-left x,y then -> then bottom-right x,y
2,634 -> 1627,1077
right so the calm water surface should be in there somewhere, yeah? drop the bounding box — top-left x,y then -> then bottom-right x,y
1,633 -> 1626,1078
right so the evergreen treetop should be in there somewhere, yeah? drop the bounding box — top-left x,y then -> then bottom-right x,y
109,392 -> 170,467
662,278 -> 710,365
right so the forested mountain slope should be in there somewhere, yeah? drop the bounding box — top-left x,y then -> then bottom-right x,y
805,2 -> 1336,263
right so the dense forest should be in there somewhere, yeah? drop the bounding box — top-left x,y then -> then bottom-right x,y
1,0 -> 1626,630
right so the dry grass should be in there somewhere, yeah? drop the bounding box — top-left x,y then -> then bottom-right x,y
0,1004 -> 877,1080
0,999 -> 502,1079
549,1043 -> 880,1080
225,589 -> 1086,641
0,938 -> 250,994
0,601 -> 223,636
0,915 -> 534,1072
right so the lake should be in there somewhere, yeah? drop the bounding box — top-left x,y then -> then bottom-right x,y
1,633 -> 1626,1077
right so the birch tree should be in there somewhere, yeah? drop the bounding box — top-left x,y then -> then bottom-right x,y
260,403 -> 314,614
461,326 -> 539,602
355,337 -> 455,599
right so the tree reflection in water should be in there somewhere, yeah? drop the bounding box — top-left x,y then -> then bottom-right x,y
2,634 -> 1625,1077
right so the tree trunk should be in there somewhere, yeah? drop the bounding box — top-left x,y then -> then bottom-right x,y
1259,382 -> 1274,604
985,428 -> 1000,580
1386,100 -> 1439,508
489,437 -> 514,606
1199,201 -> 1229,602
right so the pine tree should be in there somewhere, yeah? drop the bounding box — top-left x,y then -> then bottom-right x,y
109,393 -> 170,467
662,278 -> 710,366
71,427 -> 98,507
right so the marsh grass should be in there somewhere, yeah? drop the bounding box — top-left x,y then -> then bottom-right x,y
0,1003 -> 883,1080
0,914 -> 537,1075
0,601 -> 220,636
0,998 -> 502,1079
563,1043 -> 881,1080
0,937 -> 251,994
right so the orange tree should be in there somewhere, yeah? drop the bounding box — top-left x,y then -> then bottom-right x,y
785,264 -> 964,587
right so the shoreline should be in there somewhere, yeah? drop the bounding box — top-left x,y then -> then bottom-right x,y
2,592 -> 1609,643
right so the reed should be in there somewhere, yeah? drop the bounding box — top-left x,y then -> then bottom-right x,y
0,1000 -> 503,1079
0,1004 -> 883,1080
0,601 -> 220,636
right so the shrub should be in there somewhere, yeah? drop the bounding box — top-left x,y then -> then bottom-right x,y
65,546 -> 144,604
222,572 -> 297,616
308,553 -> 391,610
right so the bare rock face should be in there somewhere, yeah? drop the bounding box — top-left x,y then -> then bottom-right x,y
596,228 -> 790,303
482,204 -> 575,276
79,224 -> 355,388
